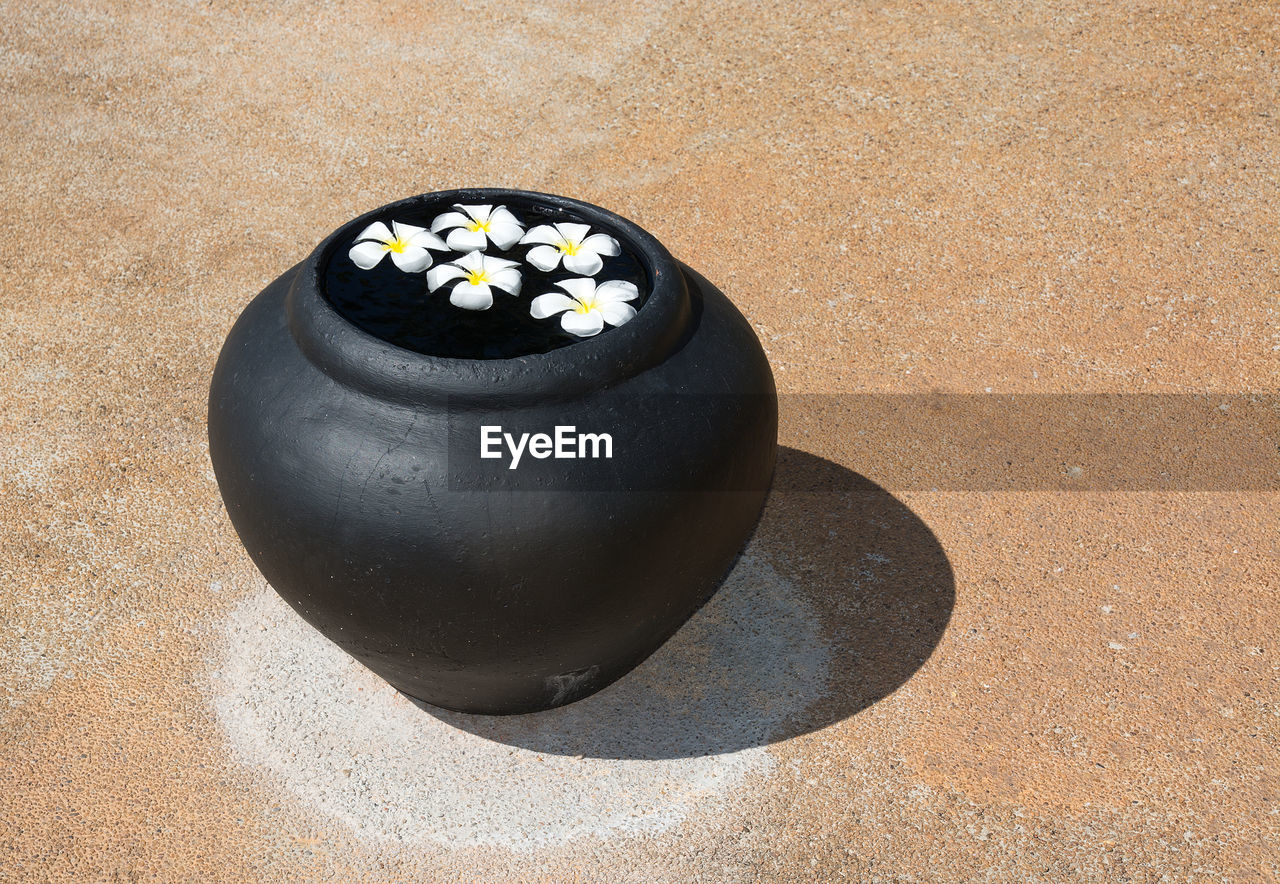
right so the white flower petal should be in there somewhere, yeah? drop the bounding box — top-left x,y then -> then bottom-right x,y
407,228 -> 449,251
389,245 -> 432,273
349,241 -> 389,269
525,244 -> 562,271
480,254 -> 520,271
425,263 -> 466,291
354,221 -> 393,244
447,228 -> 489,251
487,268 -> 522,296
597,301 -> 637,327
488,206 -> 521,228
562,250 -> 604,276
430,211 -> 469,233
519,224 -> 561,246
557,222 -> 592,243
582,233 -> 621,256
594,279 -> 640,303
391,221 -> 428,242
455,250 -> 487,271
555,277 -> 598,302
561,310 -> 605,337
450,280 -> 493,310
456,204 -> 492,223
530,292 -> 577,319
487,221 -> 525,250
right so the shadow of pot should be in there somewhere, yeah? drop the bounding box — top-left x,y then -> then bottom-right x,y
422,447 -> 956,758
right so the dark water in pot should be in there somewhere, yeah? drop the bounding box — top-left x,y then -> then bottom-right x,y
323,196 -> 650,359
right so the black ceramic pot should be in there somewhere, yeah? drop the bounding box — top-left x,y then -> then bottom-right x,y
208,189 -> 777,714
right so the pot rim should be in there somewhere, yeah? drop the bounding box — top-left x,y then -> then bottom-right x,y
286,188 -> 692,406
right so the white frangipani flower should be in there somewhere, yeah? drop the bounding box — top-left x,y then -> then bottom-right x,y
520,223 -> 621,276
430,204 -> 525,251
349,221 -> 447,272
425,250 -> 522,311
529,277 -> 639,338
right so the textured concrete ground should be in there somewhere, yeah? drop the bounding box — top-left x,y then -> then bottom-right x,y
2,0 -> 1277,881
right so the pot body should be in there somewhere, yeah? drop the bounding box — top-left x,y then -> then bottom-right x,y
208,191 -> 776,714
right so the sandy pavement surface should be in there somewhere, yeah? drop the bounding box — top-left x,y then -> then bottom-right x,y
2,0 -> 1277,880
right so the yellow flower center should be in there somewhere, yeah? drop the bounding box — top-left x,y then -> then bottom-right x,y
558,239 -> 581,256
464,269 -> 490,285
573,296 -> 596,314
466,219 -> 492,233
386,236 -> 409,254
